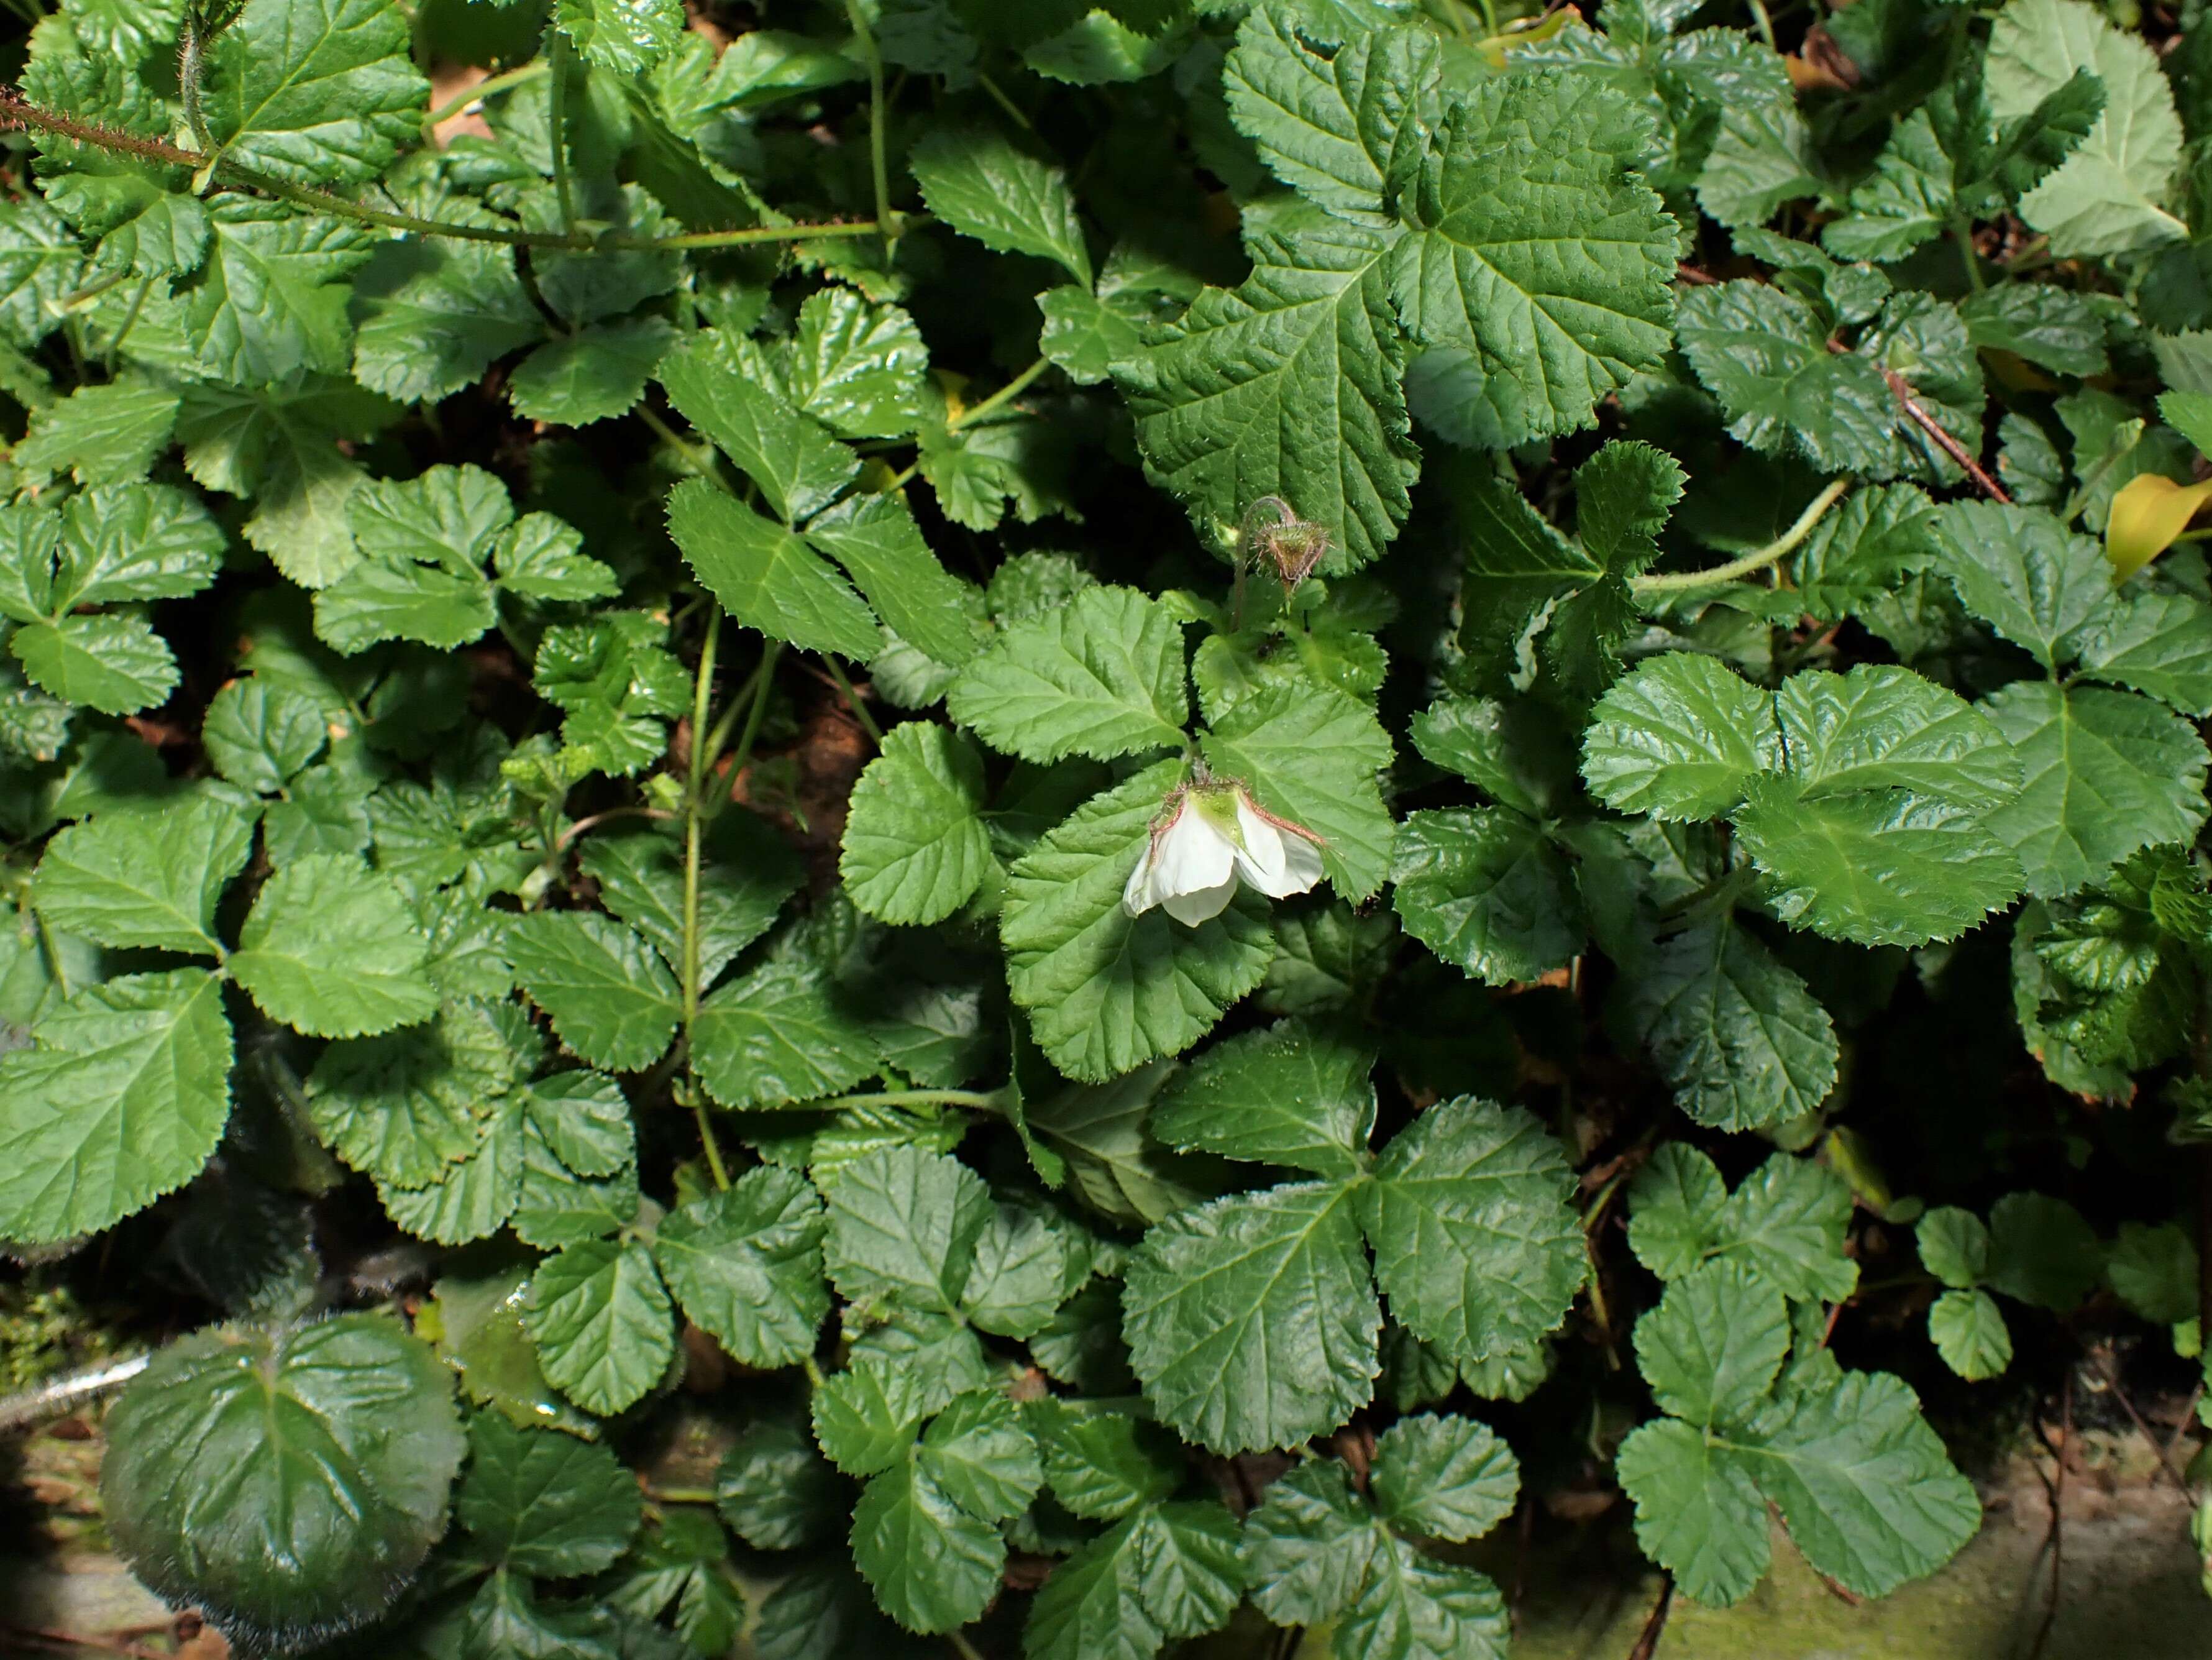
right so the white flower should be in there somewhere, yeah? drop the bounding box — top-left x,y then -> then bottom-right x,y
1121,781 -> 1326,926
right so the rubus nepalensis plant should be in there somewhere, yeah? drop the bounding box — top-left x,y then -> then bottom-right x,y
1,0 -> 2211,1654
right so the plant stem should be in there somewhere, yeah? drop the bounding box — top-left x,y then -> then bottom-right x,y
101,275 -> 153,372
960,357 -> 1050,428
1632,477 -> 1855,593
842,0 -> 901,255
976,70 -> 1033,131
822,657 -> 882,744
682,608 -> 723,1037
643,1485 -> 719,1506
693,1094 -> 732,1192
1745,0 -> 1778,48
1952,216 -> 1986,294
947,1633 -> 989,1660
637,405 -> 718,478
421,60 -> 549,137
546,28 -> 580,238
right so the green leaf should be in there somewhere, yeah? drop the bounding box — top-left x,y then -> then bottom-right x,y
52,482 -> 228,612
229,855 -> 438,1039
717,1416 -> 848,1550
1630,1148 -> 1859,1301
456,1413 -> 642,1577
1978,681 -> 2210,899
804,493 -> 986,669
1986,0 -> 2186,256
1370,1414 -> 1519,1543
1002,762 -> 1276,1082
1037,285 -> 1154,385
1581,652 -> 1778,820
181,199 -> 371,385
781,290 -> 930,441
1734,779 -> 2026,948
2070,590 -> 2212,717
1123,1178 -> 1376,1453
557,0 -> 686,71
203,679 -> 329,793
1151,1019 -> 1374,1178
1407,694 -> 1577,819
948,585 -> 1187,765
1223,10 -> 1440,225
1927,1289 -> 2012,1380
508,316 -> 675,426
657,334 -> 859,525
841,722 -> 995,926
351,237 -> 544,406
0,969 -> 232,1244
1985,1191 -> 2101,1309
1362,1097 -> 1585,1369
916,1388 -> 1043,1521
306,1001 -> 516,1188
1390,807 -> 1583,986
822,1144 -> 991,1315
1120,201 -> 1417,573
524,1236 -> 676,1416
1958,285 -> 2109,379
691,955 -> 882,1106
11,378 -> 180,487
666,479 -> 881,661
580,823 -> 798,989
2107,1221 -> 2198,1324
11,613 -> 179,716
1614,1418 -> 1771,1607
206,0 -> 427,187
813,1354 -> 931,1477
1025,1502 -> 1244,1660
849,1452 -> 1005,1635
506,912 -> 681,1072
1388,70 -> 1676,449
1633,1260 -> 1790,1428
1025,1399 -> 1181,1521
654,1165 -> 830,1368
1927,502 -> 2113,670
32,796 -> 252,956
908,125 -> 1092,287
1916,1206 -> 1991,1290
1637,916 -> 1840,1142
100,1314 -> 462,1653
1199,679 -> 1395,902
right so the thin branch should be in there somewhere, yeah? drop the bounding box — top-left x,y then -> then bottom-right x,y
1625,1572 -> 1673,1660
1881,364 -> 2010,503
842,0 -> 902,254
546,28 -> 580,239
821,657 -> 883,745
1634,477 -> 1855,593
421,60 -> 549,137
2093,1354 -> 2193,1495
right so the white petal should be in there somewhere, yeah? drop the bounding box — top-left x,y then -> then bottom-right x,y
1163,874 -> 1238,925
1151,804 -> 1235,900
1122,840 -> 1159,917
1275,828 -> 1326,896
1229,799 -> 1291,891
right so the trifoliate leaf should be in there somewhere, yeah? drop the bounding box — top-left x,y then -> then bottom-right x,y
1630,1147 -> 1858,1302
657,334 -> 859,525
306,1001 -> 514,1188
1927,1289 -> 2012,1380
1199,678 -> 1394,902
1025,1502 -> 1244,1660
181,198 -> 372,385
100,1315 -> 462,1653
1629,920 -> 1840,1132
557,0 -> 685,71
1024,1400 -> 1181,1521
1978,681 -> 2210,899
1633,1260 -> 1791,1427
1123,1178 -> 1377,1453
916,1388 -> 1043,1522
205,0 -> 427,188
506,912 -> 681,1071
11,613 -> 180,716
2070,590 -> 2212,717
841,722 -> 994,927
1986,0 -> 2185,257
456,1413 -> 642,1576
821,1143 -> 992,1315
1388,70 -> 1676,449
508,316 -> 675,426
690,955 -> 881,1106
666,479 -> 881,661
1391,807 -> 1583,986
525,1236 -> 675,1416
1369,1415 -> 1519,1543
1223,10 -> 1440,225
804,493 -> 987,669
849,1452 -> 1005,1635
909,125 -> 1093,287
1151,1019 -> 1374,1178
229,855 -> 438,1039
0,969 -> 232,1244
32,796 -> 252,956
654,1166 -> 830,1369
948,585 -> 1187,765
1002,762 -> 1275,1082
1120,201 -> 1416,573
1362,1097 -> 1584,1369
1581,651 -> 1779,820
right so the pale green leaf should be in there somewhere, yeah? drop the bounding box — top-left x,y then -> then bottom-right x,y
202,679 -> 329,793
1927,1290 -> 2011,1380
524,1236 -> 676,1416
840,722 -> 994,927
229,855 -> 438,1039
557,0 -> 685,71
206,0 -> 429,187
508,316 -> 675,427
908,125 -> 1092,286
506,911 -> 681,1072
948,585 -> 1187,765
1151,1019 -> 1374,1178
32,797 -> 252,956
181,198 -> 371,385
11,613 -> 179,716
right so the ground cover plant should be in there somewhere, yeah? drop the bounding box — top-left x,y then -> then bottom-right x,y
2,0 -> 2212,1653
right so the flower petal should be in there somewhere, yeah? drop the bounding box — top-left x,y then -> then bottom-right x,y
1230,798 -> 1291,891
1152,801 -> 1235,900
1163,874 -> 1238,925
1276,828 -> 1326,896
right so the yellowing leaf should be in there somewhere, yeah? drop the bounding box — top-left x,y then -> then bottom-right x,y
2105,472 -> 2212,579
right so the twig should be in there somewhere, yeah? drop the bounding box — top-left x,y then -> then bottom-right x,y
1675,262 -> 1717,285
2166,1380 -> 2205,1470
2027,1375 -> 2072,1660
550,805 -> 672,857
1625,1572 -> 1673,1660
421,60 -> 549,136
1881,365 -> 2010,503
2093,1354 -> 2192,1494
1634,477 -> 1855,593
0,1354 -> 150,1434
